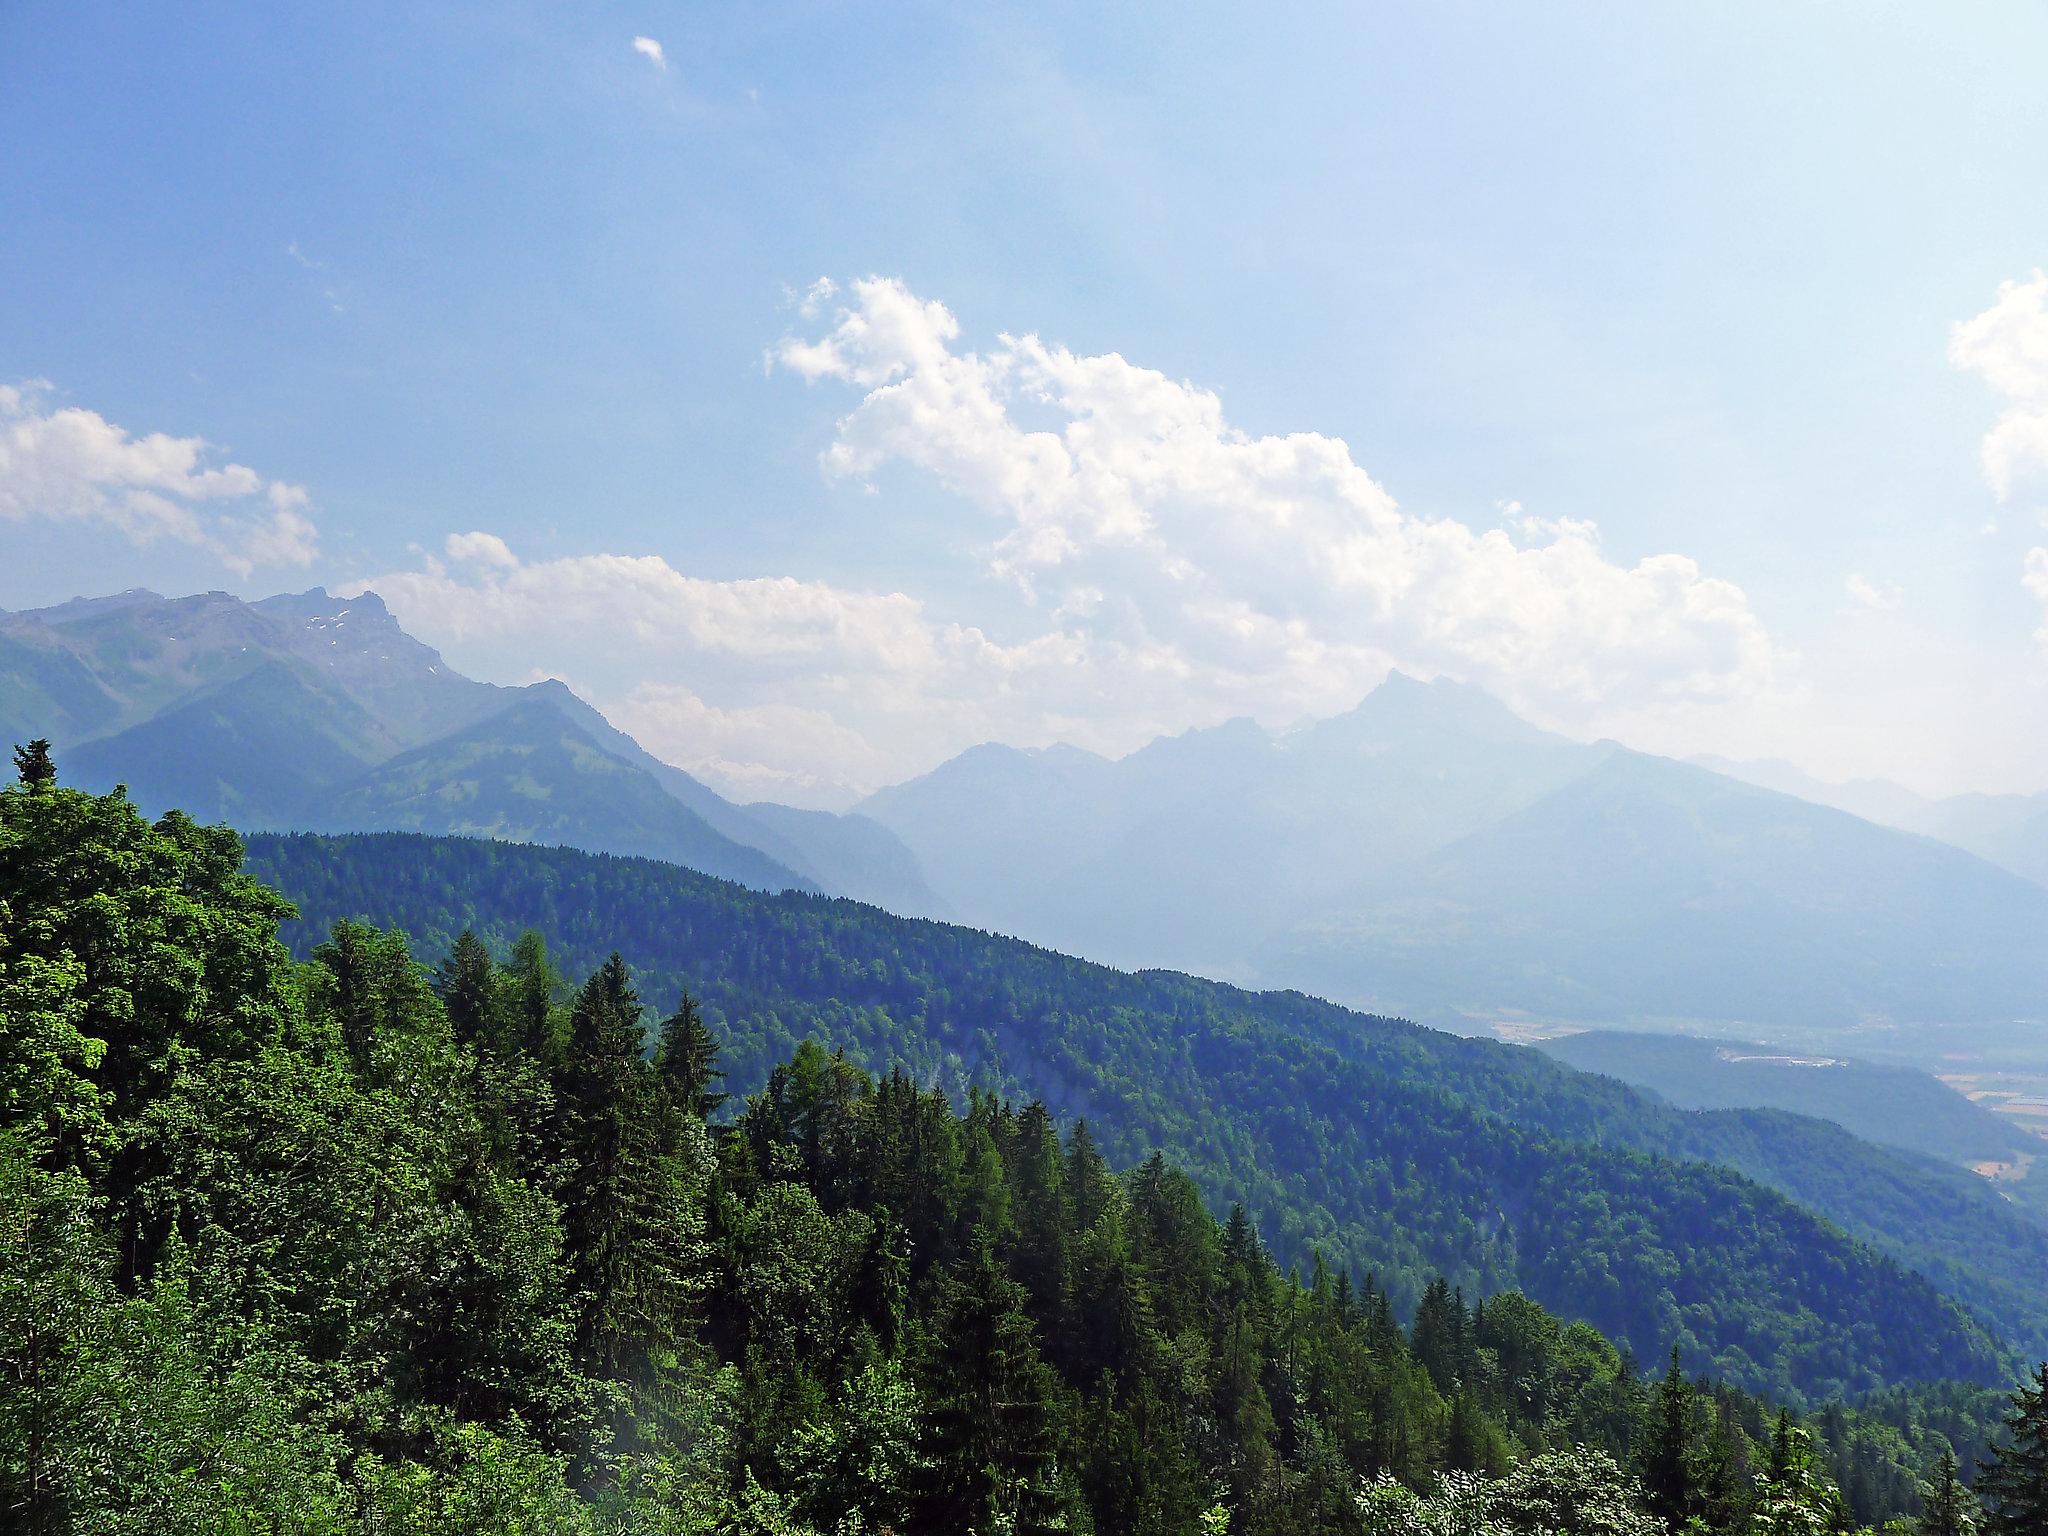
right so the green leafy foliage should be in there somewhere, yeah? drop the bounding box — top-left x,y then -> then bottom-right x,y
6,777 -> 2042,1535
244,830 -> 2033,1401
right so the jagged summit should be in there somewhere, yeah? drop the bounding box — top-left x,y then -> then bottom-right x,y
1300,669 -> 1552,749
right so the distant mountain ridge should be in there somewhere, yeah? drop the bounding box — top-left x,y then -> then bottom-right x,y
860,673 -> 2048,1030
0,587 -> 940,912
1696,752 -> 2048,891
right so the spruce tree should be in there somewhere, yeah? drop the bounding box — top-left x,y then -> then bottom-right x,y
653,991 -> 727,1120
1065,1119 -> 1114,1232
1979,1362 -> 2048,1536
918,1239 -> 1065,1536
433,928 -> 496,1047
503,929 -> 559,1060
1920,1448 -> 1975,1536
1641,1346 -> 1698,1530
558,954 -> 696,1381
12,739 -> 55,790
314,919 -> 378,1071
1411,1276 -> 1466,1394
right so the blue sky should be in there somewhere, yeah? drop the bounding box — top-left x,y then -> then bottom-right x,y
4,1 -> 2047,803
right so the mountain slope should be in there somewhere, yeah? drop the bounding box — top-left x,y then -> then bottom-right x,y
862,674 -> 2048,1030
245,829 -> 2037,1402
65,660 -> 386,826
532,678 -> 943,914
1283,749 -> 2048,1025
1535,1029 -> 2039,1169
1700,754 -> 2048,890
315,693 -> 810,892
2,586 -> 939,911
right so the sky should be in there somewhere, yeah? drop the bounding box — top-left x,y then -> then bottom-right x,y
3,2 -> 2048,807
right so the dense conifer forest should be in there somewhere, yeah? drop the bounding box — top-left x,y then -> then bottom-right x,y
8,760 -> 2048,1532
245,832 -> 2048,1396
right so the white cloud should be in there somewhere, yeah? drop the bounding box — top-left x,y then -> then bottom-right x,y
631,36 -> 666,71
1844,573 -> 1901,611
0,381 -> 319,573
445,529 -> 520,570
343,534 -> 1096,805
352,280 -> 1780,801
772,276 -> 1774,720
2025,548 -> 2048,654
1951,271 -> 2048,503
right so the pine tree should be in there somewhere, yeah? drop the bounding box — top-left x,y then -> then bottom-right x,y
653,991 -> 728,1120
557,954 -> 697,1381
503,929 -> 560,1060
1006,1101 -> 1070,1329
918,1239 -> 1066,1536
1641,1346 -> 1698,1530
314,919 -> 379,1071
1752,1418 -> 1847,1536
1979,1362 -> 2048,1536
1066,1119 -> 1113,1232
12,739 -> 55,790
1411,1276 -> 1467,1394
1920,1448 -> 1975,1536
434,928 -> 496,1047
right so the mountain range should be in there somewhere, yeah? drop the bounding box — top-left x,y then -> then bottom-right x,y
861,675 -> 2048,1033
1697,753 -> 2048,891
14,585 -> 2048,1040
0,587 -> 938,914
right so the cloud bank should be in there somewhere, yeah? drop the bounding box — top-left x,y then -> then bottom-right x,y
1951,271 -> 2048,504
357,279 -> 1777,803
0,381 -> 318,574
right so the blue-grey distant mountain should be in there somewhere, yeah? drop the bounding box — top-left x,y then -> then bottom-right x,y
1531,1028 -> 2036,1171
862,673 -> 2048,1030
1,587 -> 940,911
1698,753 -> 2048,891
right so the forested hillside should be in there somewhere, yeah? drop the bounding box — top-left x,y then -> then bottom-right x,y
245,831 -> 2046,1403
1535,1030 -> 2038,1169
11,767 -> 2047,1533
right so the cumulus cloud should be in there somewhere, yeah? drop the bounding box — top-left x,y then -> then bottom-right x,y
2025,548 -> 2048,654
0,381 -> 319,574
1845,573 -> 1901,611
1951,271 -> 2048,503
631,36 -> 666,71
771,276 -> 1774,720
343,534 -> 1093,805
353,280 -> 1782,801
444,529 -> 520,570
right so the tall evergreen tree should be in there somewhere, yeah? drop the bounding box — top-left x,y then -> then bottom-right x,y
1411,1276 -> 1467,1394
1641,1346 -> 1699,1530
433,927 -> 496,1047
917,1239 -> 1065,1536
12,739 -> 54,791
313,919 -> 379,1071
1920,1447 -> 1975,1536
653,991 -> 727,1120
558,954 -> 699,1382
503,929 -> 560,1060
1979,1362 -> 2048,1536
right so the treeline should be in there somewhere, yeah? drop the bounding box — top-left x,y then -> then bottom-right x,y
242,830 -> 2043,1400
6,765 -> 2048,1532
